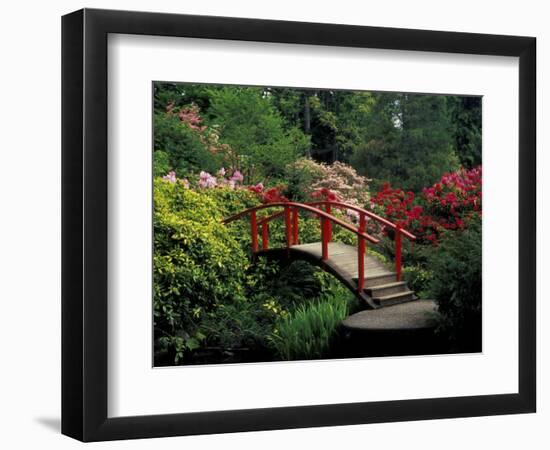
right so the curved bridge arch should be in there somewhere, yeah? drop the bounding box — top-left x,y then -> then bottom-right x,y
223,201 -> 416,310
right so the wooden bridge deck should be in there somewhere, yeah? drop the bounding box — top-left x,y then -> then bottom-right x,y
257,241 -> 416,309
289,242 -> 390,280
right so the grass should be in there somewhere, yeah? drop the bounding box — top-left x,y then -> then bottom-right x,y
269,289 -> 351,361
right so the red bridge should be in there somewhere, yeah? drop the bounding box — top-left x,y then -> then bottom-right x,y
223,201 -> 418,310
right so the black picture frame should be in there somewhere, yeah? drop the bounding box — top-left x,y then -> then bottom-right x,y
62,8 -> 536,442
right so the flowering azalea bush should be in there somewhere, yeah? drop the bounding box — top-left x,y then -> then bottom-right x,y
371,184 -> 440,244
310,187 -> 342,202
161,167 -> 245,190
285,158 -> 370,206
166,103 -> 234,159
371,166 -> 482,245
422,166 -> 482,231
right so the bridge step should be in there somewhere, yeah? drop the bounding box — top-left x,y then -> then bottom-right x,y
355,272 -> 397,287
366,281 -> 408,297
373,290 -> 415,307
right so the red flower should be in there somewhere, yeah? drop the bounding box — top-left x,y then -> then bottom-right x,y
262,187 -> 288,204
310,187 -> 341,202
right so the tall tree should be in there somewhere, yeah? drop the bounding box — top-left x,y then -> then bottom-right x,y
207,86 -> 309,181
352,93 -> 459,192
447,96 -> 482,168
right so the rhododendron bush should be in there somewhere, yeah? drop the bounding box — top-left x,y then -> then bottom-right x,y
285,158 -> 370,206
371,166 -> 482,245
166,103 -> 239,165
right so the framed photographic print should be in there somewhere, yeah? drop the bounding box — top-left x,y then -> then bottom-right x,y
62,8 -> 536,442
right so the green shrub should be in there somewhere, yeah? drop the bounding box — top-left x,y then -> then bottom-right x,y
284,158 -> 370,205
207,87 -> 308,181
427,216 -> 481,351
402,265 -> 433,298
269,288 -> 351,360
154,111 -> 221,176
201,187 -> 262,251
153,150 -> 171,177
258,214 -> 322,248
284,158 -> 326,201
199,298 -> 280,353
248,260 -> 339,312
201,187 -> 259,217
153,179 -> 251,363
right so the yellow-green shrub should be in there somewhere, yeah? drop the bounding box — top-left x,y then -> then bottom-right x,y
153,179 -> 253,362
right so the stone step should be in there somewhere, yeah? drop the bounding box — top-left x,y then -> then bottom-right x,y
341,299 -> 438,332
366,281 -> 408,297
356,272 -> 397,287
373,290 -> 415,307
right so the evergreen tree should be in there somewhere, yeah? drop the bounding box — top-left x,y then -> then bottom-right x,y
206,86 -> 309,181
447,96 -> 482,168
352,93 -> 459,192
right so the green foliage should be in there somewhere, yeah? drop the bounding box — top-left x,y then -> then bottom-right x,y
308,90 -> 375,162
153,180 -> 251,362
269,287 -> 351,360
447,96 -> 482,168
153,82 -> 480,195
250,260 -> 347,312
284,157 -> 326,201
199,299 -> 279,353
427,217 -> 482,351
200,187 -> 264,251
199,186 -> 259,217
154,82 -> 213,113
402,265 -> 433,298
153,112 -> 220,176
206,86 -> 309,180
153,150 -> 171,177
352,93 -> 460,192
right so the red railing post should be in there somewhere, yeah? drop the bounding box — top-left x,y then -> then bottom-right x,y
321,217 -> 329,261
261,222 -> 269,250
292,207 -> 299,245
395,226 -> 402,281
357,213 -> 366,292
284,206 -> 292,248
250,211 -> 258,253
325,203 -> 333,241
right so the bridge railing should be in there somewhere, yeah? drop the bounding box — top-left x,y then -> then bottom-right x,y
223,202 -> 378,293
223,200 -> 415,293
253,200 -> 416,285
307,201 -> 416,284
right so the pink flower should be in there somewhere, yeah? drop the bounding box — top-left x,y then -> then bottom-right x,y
162,171 -> 177,183
217,167 -> 226,177
248,182 -> 264,194
346,209 -> 360,220
231,170 -> 244,183
198,171 -> 217,188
